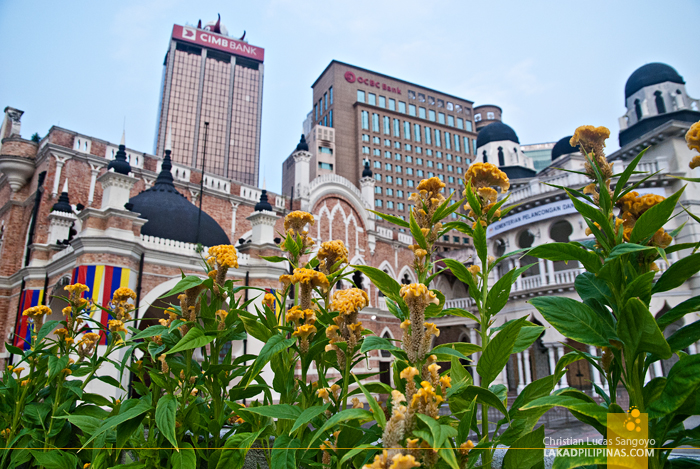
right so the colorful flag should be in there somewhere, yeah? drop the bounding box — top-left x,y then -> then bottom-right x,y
13,289 -> 44,350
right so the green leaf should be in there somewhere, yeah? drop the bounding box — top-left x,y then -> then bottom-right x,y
306,408 -> 373,450
442,308 -> 479,322
360,335 -> 402,354
666,321 -> 700,353
29,450 -> 79,469
473,222 -> 487,267
442,258 -> 480,306
520,395 -> 607,425
370,209 -> 410,228
486,268 -> 520,318
456,396 -> 477,443
244,404 -> 301,420
509,375 -> 557,419
503,425 -> 544,469
550,443 -> 608,469
36,320 -> 60,344
653,253 -> 700,294
450,356 -> 471,387
290,404 -> 330,433
216,429 -> 264,469
477,316 -> 528,387
409,209 -> 428,250
630,185 -> 685,243
353,374 -> 387,429
431,345 -> 471,362
163,275 -> 204,297
528,243 -> 602,273
529,297 -> 617,348
155,394 -> 178,449
648,354 -> 700,419
606,243 -> 656,259
245,335 -> 296,387
617,298 -> 671,359
613,147 -> 649,199
452,385 -> 509,417
658,296 -> 700,330
48,355 -> 69,381
80,397 -> 152,450
167,328 -> 215,355
621,271 -> 655,307
352,265 -> 402,303
512,325 -> 546,354
171,442 -> 196,469
240,312 -> 273,342
271,435 -> 300,469
260,255 -> 288,263
130,325 -> 169,341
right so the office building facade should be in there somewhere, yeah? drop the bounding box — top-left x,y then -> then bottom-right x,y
154,20 -> 264,185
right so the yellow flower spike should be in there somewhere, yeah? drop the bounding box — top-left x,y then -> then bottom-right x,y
424,322 -> 440,338
389,454 -> 421,469
352,397 -> 364,409
440,376 -> 452,389
206,245 -> 239,269
465,162 -> 510,193
400,366 -> 419,381
284,210 -> 315,234
108,319 -> 127,333
292,324 -> 317,341
467,265 -> 480,281
13,367 -> 25,377
330,384 -> 341,399
687,120 -> 700,153
317,387 -> 330,403
400,320 -> 411,331
286,306 -> 305,324
347,322 -> 363,335
112,287 -> 136,303
330,288 -> 369,315
399,283 -> 439,305
570,125 -> 610,155
291,268 -> 330,290
416,177 -> 445,195
263,292 -> 276,308
460,440 -> 475,455
22,305 -> 52,319
64,283 -> 90,302
317,240 -> 349,273
303,309 -> 317,325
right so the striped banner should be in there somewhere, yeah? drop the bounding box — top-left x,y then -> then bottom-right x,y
71,265 -> 131,345
13,289 -> 44,350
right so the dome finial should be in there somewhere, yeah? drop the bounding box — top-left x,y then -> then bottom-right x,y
254,187 -> 273,212
107,131 -> 132,175
362,159 -> 373,177
120,129 -> 125,146
51,179 -> 73,213
295,134 -> 309,152
165,126 -> 172,153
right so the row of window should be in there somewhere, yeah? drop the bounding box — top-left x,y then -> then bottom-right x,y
361,138 -> 470,161
371,161 -> 464,175
358,90 -> 473,131
314,87 -> 334,121
360,112 -> 476,154
372,173 -> 461,185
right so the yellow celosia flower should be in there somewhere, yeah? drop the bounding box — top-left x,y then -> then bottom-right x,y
400,283 -> 439,305
108,319 -> 127,333
317,387 -> 330,403
467,265 -> 480,281
363,451 -> 389,469
352,397 -> 364,409
284,211 -> 315,234
570,125 -> 610,156
424,323 -> 439,338
207,245 -> 239,269
263,292 -> 275,308
22,305 -> 51,319
318,240 -> 349,273
279,274 -> 293,287
330,288 -> 369,315
65,283 -> 89,302
330,383 -> 341,399
291,268 -> 329,290
347,322 -> 363,335
460,440 -> 475,455
464,162 -> 510,193
112,287 -> 136,303
687,120 -> 700,153
292,324 -> 317,340
389,454 -> 421,469
286,306 -> 305,324
13,367 -> 25,377
690,155 -> 700,169
400,366 -> 419,381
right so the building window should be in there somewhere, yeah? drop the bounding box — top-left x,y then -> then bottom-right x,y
456,104 -> 462,113
418,93 -> 426,102
318,162 -> 333,170
483,150 -> 488,163
379,96 -> 386,108
372,113 -> 380,132
438,174 -> 444,181
314,103 -> 318,121
319,146 -> 333,155
374,161 -> 381,169
457,167 -> 462,174
389,98 -> 396,111
437,162 -> 443,170
448,115 -> 455,127
375,199 -> 383,207
427,160 -> 434,168
362,134 -> 370,142
374,173 -> 381,181
654,91 -> 666,114
407,167 -> 414,175
414,147 -> 421,155
419,107 -> 426,119
405,144 -> 412,152
396,178 -> 403,186
385,163 -> 392,171
329,86 -> 333,104
409,104 -> 417,116
395,153 -> 402,161
457,118 -> 464,130
458,178 -> 463,185
384,139 -> 391,147
437,99 -> 444,108
474,113 -> 482,122
446,153 -> 452,161
386,188 -> 393,196
438,112 -> 446,124
445,132 -> 451,150
394,141 -> 401,149
473,140 -> 478,154
362,146 -> 370,154
375,186 -> 382,194
453,134 -> 460,152
358,90 -> 365,103
373,148 -> 381,156
396,165 -> 402,173
417,169 -> 424,177
362,111 -> 369,130
414,124 -> 422,143
387,201 -> 394,209
436,151 -> 442,159
429,110 -> 436,122
393,118 -> 400,137
406,155 -> 413,163
329,110 -> 333,127
416,158 -> 423,165
448,164 -> 453,171
456,155 -> 462,163
498,146 -> 505,166
323,115 -> 327,126
434,129 -> 442,147
426,149 -> 433,156
397,190 -> 404,198
398,202 -> 404,211
466,121 -> 473,132
373,136 -> 381,144
408,90 -> 416,99
386,175 -> 393,183
427,96 -> 435,105
448,176 -> 454,183
425,127 -> 432,145
383,116 -> 390,134
324,92 -> 328,110
404,121 -> 411,140
385,151 -> 391,159
446,102 -> 454,111
429,172 -> 435,178
369,93 -> 377,106
487,112 -> 495,120
399,101 -> 406,113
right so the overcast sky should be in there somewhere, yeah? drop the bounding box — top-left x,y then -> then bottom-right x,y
1,0 -> 698,193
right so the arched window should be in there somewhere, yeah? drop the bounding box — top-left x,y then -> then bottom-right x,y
550,220 -> 573,243
498,146 -> 505,166
482,150 -> 488,163
518,230 -> 535,249
634,99 -> 642,120
401,273 -> 411,285
494,238 -> 506,257
352,270 -> 363,290
654,91 -> 666,114
381,331 -> 392,358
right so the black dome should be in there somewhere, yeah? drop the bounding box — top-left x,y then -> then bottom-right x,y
625,63 -> 684,99
551,136 -> 579,161
476,122 -> 519,149
295,134 -> 309,152
107,144 -> 132,175
128,151 -> 230,246
362,160 -> 373,177
254,189 -> 273,212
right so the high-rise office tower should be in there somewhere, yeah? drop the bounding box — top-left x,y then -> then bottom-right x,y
154,16 -> 264,185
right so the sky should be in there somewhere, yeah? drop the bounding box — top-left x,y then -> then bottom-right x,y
1,0 -> 698,193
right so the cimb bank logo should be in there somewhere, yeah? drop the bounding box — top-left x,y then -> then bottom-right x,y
182,27 -> 196,40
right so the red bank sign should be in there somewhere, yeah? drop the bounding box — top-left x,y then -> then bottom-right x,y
172,25 -> 264,62
344,71 -> 401,95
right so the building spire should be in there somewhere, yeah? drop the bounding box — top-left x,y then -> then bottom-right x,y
51,179 -> 73,213
108,131 -> 132,175
165,126 -> 172,153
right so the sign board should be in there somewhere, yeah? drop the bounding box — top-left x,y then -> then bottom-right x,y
173,24 -> 264,62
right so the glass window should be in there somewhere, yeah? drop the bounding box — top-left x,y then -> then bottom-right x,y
329,110 -> 333,127
434,129 -> 441,147
409,104 -> 416,116
428,96 -> 436,105
438,113 -> 446,124
323,115 -> 327,126
454,134 -> 460,152
383,116 -> 390,135
314,104 -> 318,120
368,93 -> 377,105
385,151 -> 391,159
396,178 -> 403,186
319,146 -> 333,154
418,93 -> 426,102
445,132 -> 451,150
374,173 -> 381,181
324,92 -> 328,110
437,99 -> 444,108
407,180 -> 414,187
319,162 -> 333,170
372,113 -> 380,132
487,112 -> 495,120
428,160 -> 434,168
429,110 -> 436,122
384,139 -> 391,147
386,188 -> 393,196
374,161 -> 381,168
387,201 -> 394,209
386,175 -> 393,183
466,121 -> 473,132
419,107 -> 426,119
398,203 -> 404,211
407,167 -> 413,175
375,186 -> 382,193
473,139 -> 477,154
358,90 -> 366,103
398,101 -> 406,113
448,115 -> 455,127
404,144 -> 411,152
448,176 -> 454,183
403,121 -> 410,139
393,118 -> 400,137
379,96 -> 386,108
457,118 -> 463,130
362,111 -> 369,130
456,104 -> 462,113
446,153 -> 452,161
373,136 -> 381,144
438,174 -> 444,181
362,146 -> 370,154
424,126 -> 432,145
463,237 -> 469,244
458,178 -> 463,185
456,155 -> 462,163
463,137 -> 470,154
414,124 -> 421,143
447,164 -> 453,172
426,149 -> 433,156
416,158 -> 423,165
362,134 -> 370,142
375,199 -> 383,207
446,102 -> 454,111
394,141 -> 401,149
389,98 -> 396,111
330,86 -> 333,104
385,163 -> 392,170
408,90 -> 416,100
414,147 -> 421,155
395,153 -> 402,161
429,171 -> 435,178
373,148 -> 381,156
397,190 -> 404,198
436,151 -> 442,159
474,113 -> 482,122
457,167 -> 463,174
396,165 -> 402,173
417,169 -> 424,177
